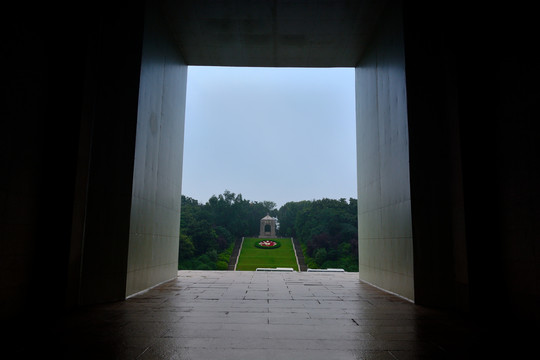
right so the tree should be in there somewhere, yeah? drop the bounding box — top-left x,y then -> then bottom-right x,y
214,226 -> 233,250
179,191 -> 358,272
314,248 -> 327,265
277,200 -> 311,237
190,219 -> 218,255
262,200 -> 277,213
179,234 -> 195,260
281,198 -> 359,271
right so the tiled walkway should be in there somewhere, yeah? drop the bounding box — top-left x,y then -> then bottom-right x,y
55,271 -> 527,359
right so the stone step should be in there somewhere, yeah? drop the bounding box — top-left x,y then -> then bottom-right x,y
227,237 -> 243,270
292,238 -> 308,272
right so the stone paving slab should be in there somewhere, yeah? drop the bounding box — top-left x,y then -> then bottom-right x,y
42,270 -> 534,359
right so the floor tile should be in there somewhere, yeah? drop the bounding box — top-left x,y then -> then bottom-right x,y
43,270 -> 533,359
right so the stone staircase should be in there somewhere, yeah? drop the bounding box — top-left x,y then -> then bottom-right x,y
227,237 -> 243,270
292,238 -> 308,272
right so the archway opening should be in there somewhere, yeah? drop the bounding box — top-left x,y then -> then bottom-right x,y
179,66 -> 358,272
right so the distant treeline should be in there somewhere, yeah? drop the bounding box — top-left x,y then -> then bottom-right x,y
179,190 -> 276,270
278,198 -> 358,271
179,190 -> 358,271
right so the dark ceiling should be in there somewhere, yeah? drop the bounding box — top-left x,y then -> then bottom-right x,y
159,0 -> 388,67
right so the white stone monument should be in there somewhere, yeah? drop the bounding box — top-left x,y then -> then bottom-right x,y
259,214 -> 276,238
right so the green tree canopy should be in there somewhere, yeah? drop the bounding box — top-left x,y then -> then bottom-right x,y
179,192 -> 358,271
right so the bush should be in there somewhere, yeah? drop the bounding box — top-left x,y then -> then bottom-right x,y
314,248 -> 327,265
218,243 -> 233,261
207,249 -> 218,262
216,260 -> 229,270
198,254 -> 210,264
218,252 -> 230,262
196,263 -> 213,270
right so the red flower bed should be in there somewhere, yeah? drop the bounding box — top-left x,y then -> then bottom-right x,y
255,240 -> 281,249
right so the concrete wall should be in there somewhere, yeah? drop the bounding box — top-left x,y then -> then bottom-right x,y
2,1 -> 149,313
126,3 -> 187,297
424,3 -> 540,321
355,4 -> 414,300
72,3 -> 146,305
402,2 -> 470,310
1,6 -> 56,317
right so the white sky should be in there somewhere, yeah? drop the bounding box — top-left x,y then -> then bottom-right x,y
182,66 -> 357,208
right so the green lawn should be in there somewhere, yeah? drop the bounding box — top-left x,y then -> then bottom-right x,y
236,237 -> 298,271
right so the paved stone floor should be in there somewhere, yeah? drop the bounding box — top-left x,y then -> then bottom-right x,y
32,271 -> 532,359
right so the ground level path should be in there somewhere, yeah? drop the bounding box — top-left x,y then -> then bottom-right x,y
53,271 -> 531,359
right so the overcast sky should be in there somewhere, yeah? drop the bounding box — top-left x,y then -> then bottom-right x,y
182,66 -> 357,209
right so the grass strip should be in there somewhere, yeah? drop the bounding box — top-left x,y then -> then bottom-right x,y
236,237 -> 298,271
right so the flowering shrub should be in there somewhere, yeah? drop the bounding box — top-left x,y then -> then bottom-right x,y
255,240 -> 281,249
